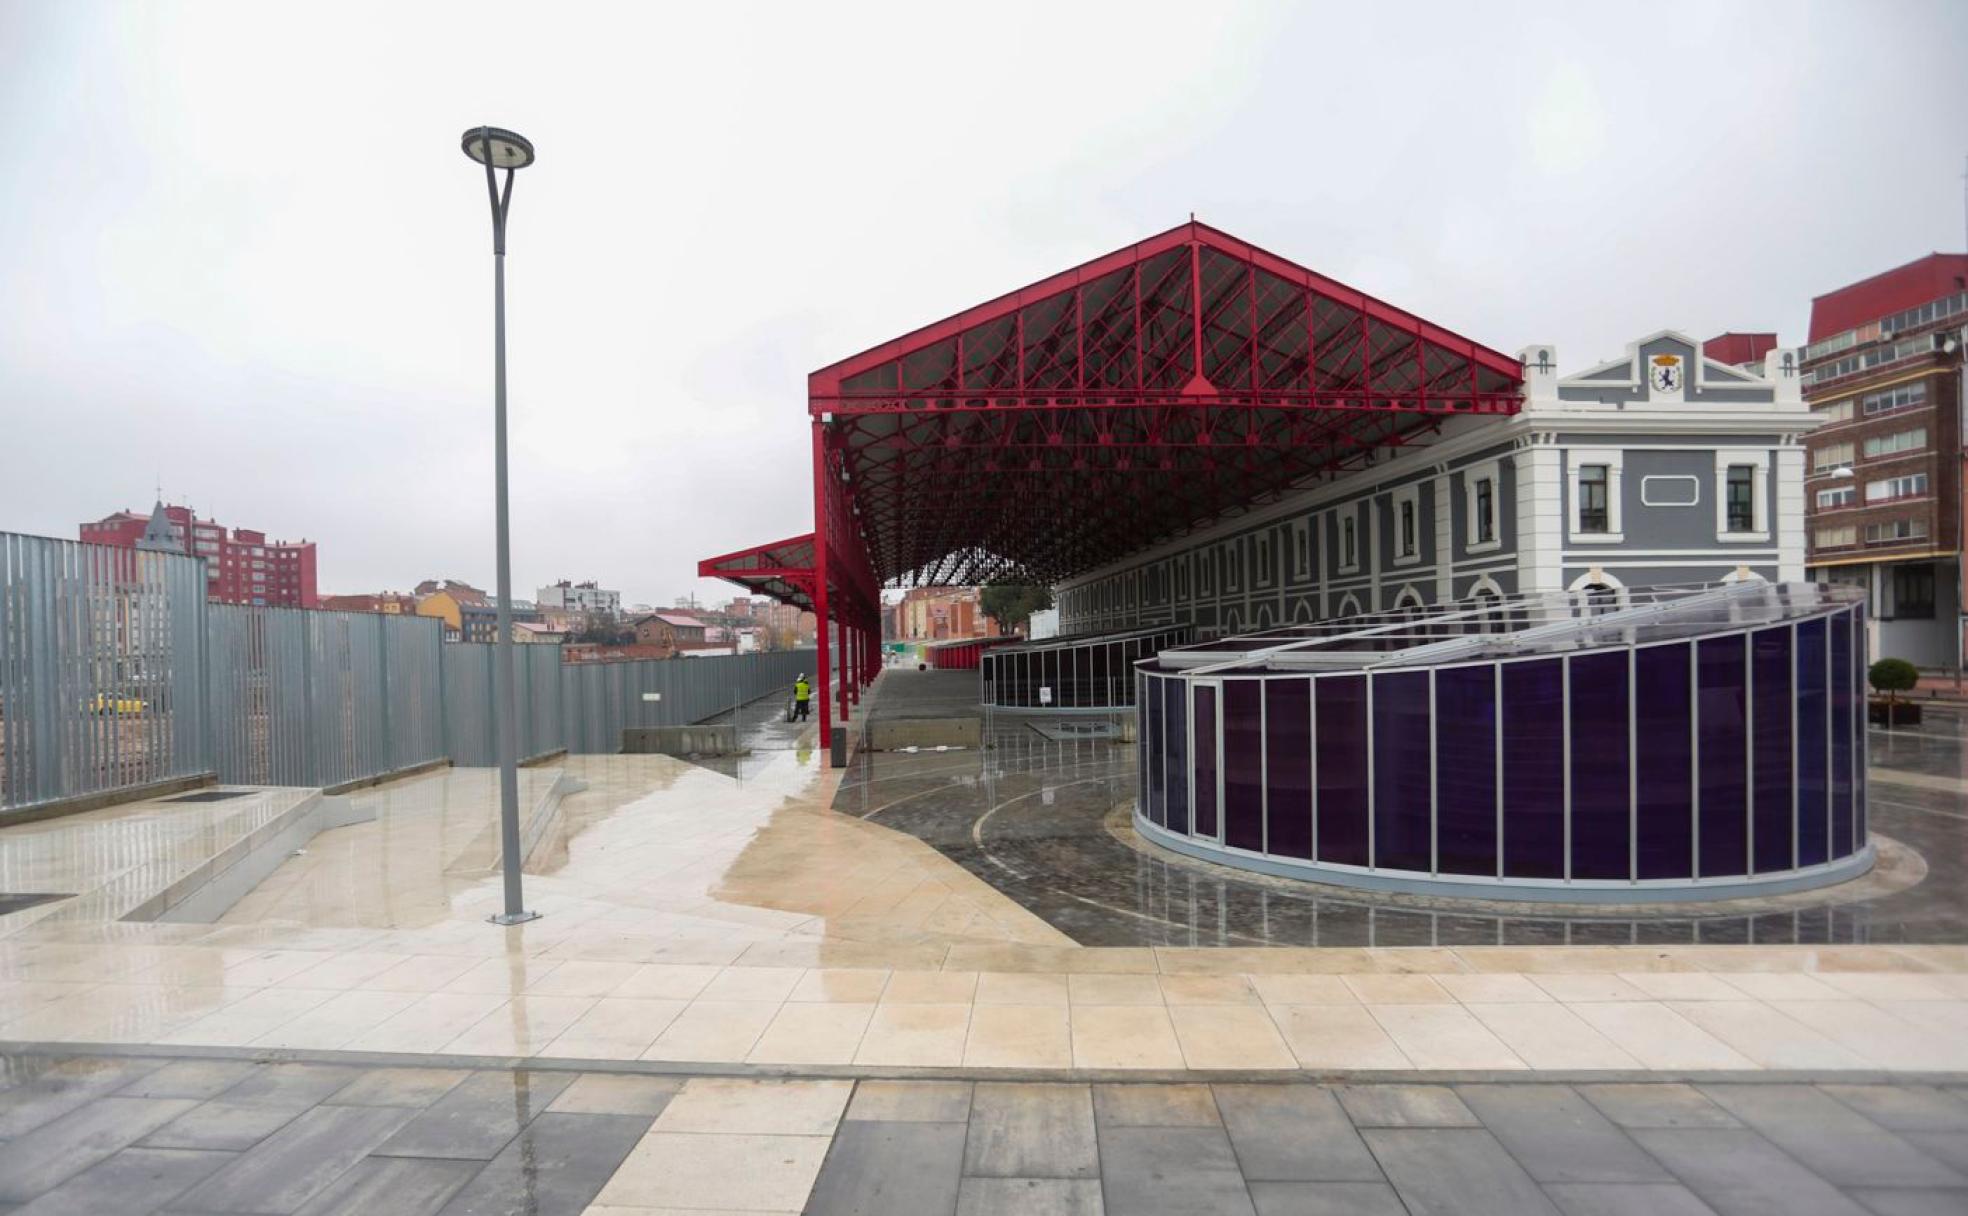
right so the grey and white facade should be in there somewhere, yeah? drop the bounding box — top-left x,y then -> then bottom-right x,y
1059,331 -> 1813,635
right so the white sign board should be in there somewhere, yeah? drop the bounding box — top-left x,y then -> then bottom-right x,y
1039,686 -> 1053,705
641,692 -> 662,702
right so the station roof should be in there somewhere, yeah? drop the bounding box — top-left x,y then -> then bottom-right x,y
809,221 -> 1525,587
697,533 -> 818,613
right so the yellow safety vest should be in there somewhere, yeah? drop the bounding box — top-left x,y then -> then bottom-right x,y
794,679 -> 811,702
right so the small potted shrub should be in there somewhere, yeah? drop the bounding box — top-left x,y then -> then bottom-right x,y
1868,657 -> 1921,726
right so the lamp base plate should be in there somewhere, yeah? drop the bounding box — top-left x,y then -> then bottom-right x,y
487,910 -> 541,926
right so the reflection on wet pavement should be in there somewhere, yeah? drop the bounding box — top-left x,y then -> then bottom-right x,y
838,706 -> 1968,948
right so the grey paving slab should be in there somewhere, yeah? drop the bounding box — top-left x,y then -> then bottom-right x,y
964,1083 -> 1097,1180
544,1073 -> 679,1117
1093,1084 -> 1220,1128
11,1146 -> 233,1216
289,1156 -> 479,1216
954,1177 -> 1101,1216
1211,1084 -> 1381,1183
170,1104 -> 417,1214
1097,1126 -> 1256,1216
1577,1084 -> 1743,1130
847,1081 -> 973,1124
1819,1085 -> 1968,1133
1335,1085 -> 1479,1128
1247,1180 -> 1408,1216
805,1120 -> 966,1216
1697,1085 -> 1967,1189
1360,1128 -> 1561,1216
1629,1128 -> 1873,1216
0,1058 -> 167,1138
142,1103 -> 303,1151
0,1095 -> 199,1201
1900,1132 -> 1968,1174
322,1069 -> 472,1109
431,1112 -> 649,1216
117,1061 -> 259,1101
213,1064 -> 363,1111
374,1070 -> 576,1160
1844,1188 -> 1968,1216
1541,1182 -> 1722,1216
1457,1085 -> 1669,1185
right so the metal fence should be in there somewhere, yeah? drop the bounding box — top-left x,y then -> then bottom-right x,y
0,531 -> 816,814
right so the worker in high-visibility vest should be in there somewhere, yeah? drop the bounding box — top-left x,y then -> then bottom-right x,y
792,674 -> 812,721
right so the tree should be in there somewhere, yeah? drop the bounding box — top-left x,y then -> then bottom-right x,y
1869,657 -> 1918,723
980,580 -> 1053,635
574,611 -> 636,646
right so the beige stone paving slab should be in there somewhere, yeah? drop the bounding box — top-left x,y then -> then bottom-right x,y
1815,971 -> 1959,1001
1617,971 -> 1745,1002
882,970 -> 979,1004
612,964 -> 722,1001
251,988 -> 422,1050
347,991 -> 509,1054
157,985 -> 337,1046
1267,1005 -> 1413,1070
1528,973 -> 1654,1003
787,969 -> 891,1003
1367,1004 -> 1529,1070
1247,974 -> 1356,1005
1341,974 -> 1455,1005
523,960 -> 642,998
542,998 -> 686,1060
1159,974 -> 1261,1006
698,966 -> 805,1003
1066,973 -> 1164,1006
273,951 -> 412,990
1716,972 -> 1848,1001
1568,1002 -> 1760,1070
653,1078 -> 852,1135
1464,1003 -> 1645,1070
546,1072 -> 681,1115
1667,1001 -> 1871,1070
593,1131 -> 830,1212
441,994 -> 599,1056
854,1002 -> 971,1067
962,1004 -> 1072,1069
1432,973 -> 1551,1004
747,1002 -> 876,1066
974,971 -> 1069,1007
642,1001 -> 780,1063
1167,1005 -> 1297,1070
1069,1005 -> 1186,1070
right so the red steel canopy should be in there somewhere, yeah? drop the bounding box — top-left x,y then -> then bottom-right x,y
708,220 -> 1525,746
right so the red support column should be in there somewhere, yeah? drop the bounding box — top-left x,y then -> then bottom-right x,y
811,422 -> 832,752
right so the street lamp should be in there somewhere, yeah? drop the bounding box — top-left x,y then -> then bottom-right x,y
463,125 -> 539,927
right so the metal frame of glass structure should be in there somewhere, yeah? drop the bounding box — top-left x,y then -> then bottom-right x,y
1134,582 -> 1871,902
983,625 -> 1195,710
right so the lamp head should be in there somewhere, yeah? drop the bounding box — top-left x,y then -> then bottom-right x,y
461,126 -> 535,169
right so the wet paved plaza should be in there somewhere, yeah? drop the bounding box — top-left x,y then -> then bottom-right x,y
0,1050 -> 1964,1215
836,679 -> 1968,949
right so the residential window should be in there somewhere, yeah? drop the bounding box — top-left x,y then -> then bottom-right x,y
1815,526 -> 1856,549
1815,398 -> 1853,424
1861,382 -> 1927,415
1474,477 -> 1495,543
1865,473 -> 1928,503
1865,518 -> 1929,544
1578,466 -> 1610,533
1891,564 -> 1936,620
1341,516 -> 1357,568
1725,465 -> 1756,532
1812,441 -> 1855,473
1816,486 -> 1856,509
1399,500 -> 1417,557
1863,428 -> 1926,459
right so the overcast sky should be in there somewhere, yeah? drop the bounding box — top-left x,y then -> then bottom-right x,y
3,1 -> 1965,607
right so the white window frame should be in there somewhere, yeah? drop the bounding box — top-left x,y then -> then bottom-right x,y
1568,449 -> 1624,543
1714,448 -> 1771,542
1816,486 -> 1856,510
1462,460 -> 1502,553
1391,485 -> 1422,566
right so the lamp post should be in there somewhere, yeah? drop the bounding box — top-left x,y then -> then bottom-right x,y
462,125 -> 539,926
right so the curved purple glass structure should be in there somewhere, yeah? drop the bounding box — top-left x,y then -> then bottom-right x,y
1134,583 -> 1871,902
983,625 -> 1193,709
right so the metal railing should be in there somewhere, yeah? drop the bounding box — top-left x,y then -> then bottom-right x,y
0,531 -> 815,814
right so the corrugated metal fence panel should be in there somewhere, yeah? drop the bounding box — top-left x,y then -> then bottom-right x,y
1,533 -> 212,812
384,614 -> 446,773
441,642 -> 496,768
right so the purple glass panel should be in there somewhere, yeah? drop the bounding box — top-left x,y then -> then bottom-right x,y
1165,679 -> 1190,834
1434,664 -> 1497,875
1697,635 -> 1749,878
1194,685 -> 1219,839
1315,675 -> 1369,866
1830,612 -> 1853,855
1264,679 -> 1313,859
1853,605 -> 1867,844
1795,618 -> 1828,867
1502,659 -> 1565,879
1751,627 -> 1794,874
1144,674 -> 1165,827
1223,680 -> 1265,851
1372,671 -> 1432,872
1634,643 -> 1694,880
1569,650 -> 1631,881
